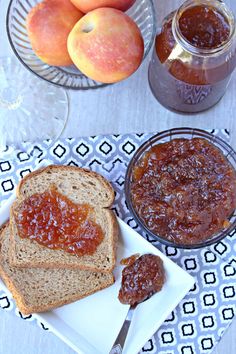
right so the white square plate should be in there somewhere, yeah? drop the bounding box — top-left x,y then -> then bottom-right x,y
0,198 -> 195,354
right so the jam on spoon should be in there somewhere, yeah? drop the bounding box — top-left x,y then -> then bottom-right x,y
110,254 -> 165,353
119,254 -> 165,306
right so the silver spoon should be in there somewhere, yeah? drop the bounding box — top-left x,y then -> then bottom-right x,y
109,304 -> 137,354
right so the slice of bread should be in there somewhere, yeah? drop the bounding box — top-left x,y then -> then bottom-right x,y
9,165 -> 118,273
0,224 -> 114,315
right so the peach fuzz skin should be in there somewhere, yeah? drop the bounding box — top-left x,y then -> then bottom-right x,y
67,8 -> 144,83
27,0 -> 84,66
70,0 -> 136,13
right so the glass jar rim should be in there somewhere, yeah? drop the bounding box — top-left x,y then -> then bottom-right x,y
172,0 -> 236,56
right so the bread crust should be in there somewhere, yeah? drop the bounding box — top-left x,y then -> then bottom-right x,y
16,165 -> 115,206
0,266 -> 114,315
0,226 -> 115,315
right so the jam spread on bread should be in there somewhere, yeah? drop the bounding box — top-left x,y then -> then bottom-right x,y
130,138 -> 236,245
14,187 -> 104,256
118,254 -> 165,306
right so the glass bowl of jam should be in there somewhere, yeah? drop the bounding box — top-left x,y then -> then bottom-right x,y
6,0 -> 156,90
125,128 -> 236,249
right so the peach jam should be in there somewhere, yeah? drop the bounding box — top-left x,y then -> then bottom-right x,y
130,138 -> 236,245
14,187 -> 104,256
148,0 -> 236,113
118,254 -> 165,306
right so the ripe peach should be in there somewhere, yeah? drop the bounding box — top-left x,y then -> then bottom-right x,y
70,0 -> 136,13
67,8 -> 144,83
27,0 -> 84,66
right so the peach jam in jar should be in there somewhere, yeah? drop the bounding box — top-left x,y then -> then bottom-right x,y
148,0 -> 236,113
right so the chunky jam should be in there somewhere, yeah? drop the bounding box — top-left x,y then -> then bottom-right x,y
156,5 -> 232,85
14,187 -> 104,255
120,253 -> 140,266
150,3 -> 236,113
130,138 -> 236,245
179,5 -> 230,49
118,254 -> 165,306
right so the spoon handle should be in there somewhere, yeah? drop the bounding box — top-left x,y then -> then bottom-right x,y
109,307 -> 135,354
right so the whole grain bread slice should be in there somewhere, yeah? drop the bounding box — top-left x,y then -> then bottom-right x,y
9,165 -> 118,273
0,224 -> 114,315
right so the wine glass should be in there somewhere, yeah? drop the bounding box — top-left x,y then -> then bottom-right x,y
0,56 -> 69,161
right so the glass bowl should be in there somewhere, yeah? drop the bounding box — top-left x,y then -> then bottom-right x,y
125,127 -> 236,249
6,0 -> 156,90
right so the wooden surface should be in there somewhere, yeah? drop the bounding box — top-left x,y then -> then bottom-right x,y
0,0 -> 236,353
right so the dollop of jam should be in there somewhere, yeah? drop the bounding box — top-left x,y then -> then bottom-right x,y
120,253 -> 140,266
14,187 -> 104,256
118,254 -> 165,306
130,138 -> 236,245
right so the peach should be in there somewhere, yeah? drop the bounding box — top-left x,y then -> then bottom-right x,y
67,8 -> 144,83
27,0 -> 84,66
70,0 -> 136,13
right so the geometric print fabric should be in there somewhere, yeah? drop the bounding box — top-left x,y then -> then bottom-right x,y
0,129 -> 235,354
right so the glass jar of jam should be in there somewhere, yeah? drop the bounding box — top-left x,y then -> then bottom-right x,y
148,0 -> 236,113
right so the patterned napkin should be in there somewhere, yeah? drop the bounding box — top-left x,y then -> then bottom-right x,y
0,129 -> 235,354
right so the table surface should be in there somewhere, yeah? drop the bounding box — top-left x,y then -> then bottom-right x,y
0,0 -> 236,353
